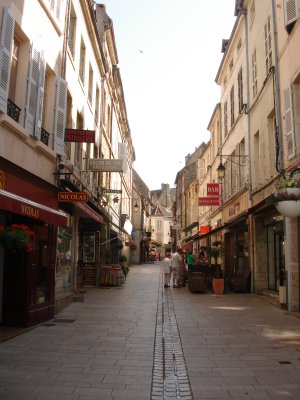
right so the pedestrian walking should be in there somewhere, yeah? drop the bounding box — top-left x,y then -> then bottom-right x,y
186,250 -> 194,271
171,248 -> 183,288
179,253 -> 188,287
163,252 -> 172,287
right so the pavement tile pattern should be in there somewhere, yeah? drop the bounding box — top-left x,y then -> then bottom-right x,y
0,263 -> 300,400
151,268 -> 193,400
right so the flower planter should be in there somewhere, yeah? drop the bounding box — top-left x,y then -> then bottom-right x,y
213,278 -> 224,295
276,187 -> 300,197
276,201 -> 300,218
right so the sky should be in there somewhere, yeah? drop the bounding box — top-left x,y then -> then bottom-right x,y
103,0 -> 237,190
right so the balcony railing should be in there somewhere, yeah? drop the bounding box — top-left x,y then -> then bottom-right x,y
41,127 -> 50,146
7,99 -> 21,123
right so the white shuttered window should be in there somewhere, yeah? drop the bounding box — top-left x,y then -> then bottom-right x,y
25,46 -> 40,135
283,85 -> 296,160
0,7 -> 15,113
284,0 -> 298,28
54,77 -> 67,156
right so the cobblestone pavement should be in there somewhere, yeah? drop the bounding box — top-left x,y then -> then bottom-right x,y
151,268 -> 193,400
0,264 -> 300,400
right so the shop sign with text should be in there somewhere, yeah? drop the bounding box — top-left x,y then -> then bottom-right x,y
207,183 -> 219,196
198,197 -> 219,206
64,129 -> 95,143
58,192 -> 89,202
88,159 -> 124,172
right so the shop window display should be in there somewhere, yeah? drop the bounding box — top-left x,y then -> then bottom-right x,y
37,242 -> 48,304
56,225 -> 72,298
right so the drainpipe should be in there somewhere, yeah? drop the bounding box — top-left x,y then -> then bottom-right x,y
271,0 -> 293,310
238,7 -> 255,292
271,0 -> 284,173
238,8 -> 252,206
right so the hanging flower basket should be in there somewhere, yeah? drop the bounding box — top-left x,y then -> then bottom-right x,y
0,224 -> 34,252
275,201 -> 300,218
267,175 -> 300,218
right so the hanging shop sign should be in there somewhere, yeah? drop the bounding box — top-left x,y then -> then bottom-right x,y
58,192 -> 89,202
64,129 -> 95,143
198,197 -> 220,206
88,158 -> 124,172
207,183 -> 219,196
200,225 -> 210,234
100,188 -> 122,194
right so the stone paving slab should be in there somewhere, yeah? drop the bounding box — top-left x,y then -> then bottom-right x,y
1,264 -> 300,399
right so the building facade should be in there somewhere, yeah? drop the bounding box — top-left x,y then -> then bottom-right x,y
176,0 -> 300,310
0,0 -> 135,327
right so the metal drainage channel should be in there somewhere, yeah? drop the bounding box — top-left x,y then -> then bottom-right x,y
151,268 -> 193,400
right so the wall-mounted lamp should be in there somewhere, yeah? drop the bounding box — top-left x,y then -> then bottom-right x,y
217,163 -> 226,179
217,152 -> 248,179
134,202 -> 139,214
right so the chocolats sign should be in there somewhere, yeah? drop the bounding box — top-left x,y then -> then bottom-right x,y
58,192 -> 89,202
64,129 -> 95,143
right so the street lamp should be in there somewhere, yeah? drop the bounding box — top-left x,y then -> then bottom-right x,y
217,162 -> 225,179
134,202 -> 139,214
217,152 -> 248,179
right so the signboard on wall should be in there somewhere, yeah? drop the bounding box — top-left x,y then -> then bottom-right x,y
207,183 -> 219,196
58,192 -> 89,202
198,197 -> 219,206
200,225 -> 210,234
64,129 -> 95,143
88,159 -> 124,172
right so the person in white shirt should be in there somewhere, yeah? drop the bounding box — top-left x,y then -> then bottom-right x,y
65,250 -> 71,267
171,249 -> 183,288
163,253 -> 172,287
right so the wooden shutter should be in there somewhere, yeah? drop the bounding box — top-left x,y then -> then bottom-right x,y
284,0 -> 298,27
54,77 -> 67,156
34,50 -> 46,140
283,85 -> 296,160
25,45 -> 40,134
0,7 -> 15,113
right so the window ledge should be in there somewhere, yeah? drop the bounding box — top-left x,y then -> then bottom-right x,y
0,113 -> 29,142
1,113 -> 56,162
36,140 -> 56,162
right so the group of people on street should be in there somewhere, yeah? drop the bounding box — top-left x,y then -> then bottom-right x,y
163,249 -> 190,288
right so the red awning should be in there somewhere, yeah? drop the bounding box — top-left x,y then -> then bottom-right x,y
0,189 -> 67,226
182,241 -> 193,250
76,202 -> 104,224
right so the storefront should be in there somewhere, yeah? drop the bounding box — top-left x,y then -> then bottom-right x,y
222,192 -> 249,290
76,202 -> 104,288
55,213 -> 73,310
0,168 -> 67,327
249,201 -> 285,295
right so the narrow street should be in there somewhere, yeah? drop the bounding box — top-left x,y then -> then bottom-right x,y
1,264 -> 300,400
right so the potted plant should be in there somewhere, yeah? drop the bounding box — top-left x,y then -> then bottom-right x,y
0,224 -> 34,253
119,255 -> 129,278
119,254 -> 127,266
267,174 -> 300,218
207,245 -> 224,295
102,194 -> 110,207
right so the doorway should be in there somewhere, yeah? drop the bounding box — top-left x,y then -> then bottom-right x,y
267,223 -> 285,291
